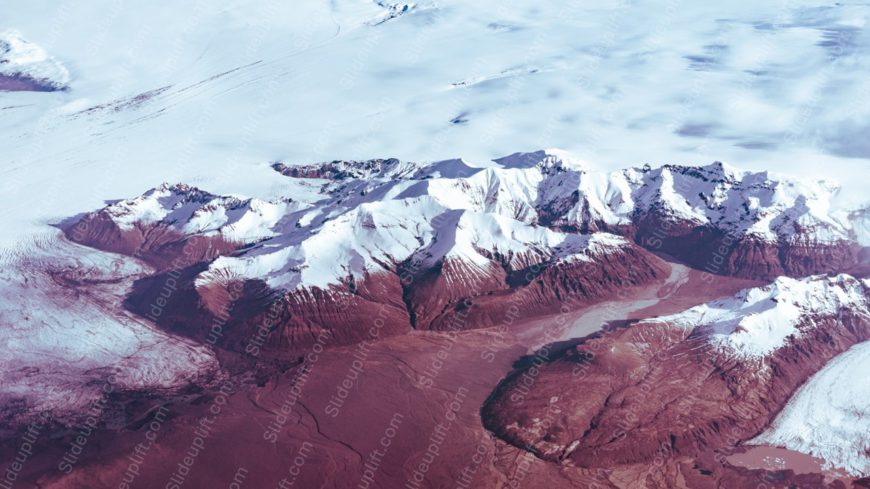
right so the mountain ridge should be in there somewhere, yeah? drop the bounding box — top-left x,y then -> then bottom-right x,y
64,150 -> 867,352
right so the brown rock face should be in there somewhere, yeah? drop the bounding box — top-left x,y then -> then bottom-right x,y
62,184 -> 859,359
64,194 -> 671,352
65,211 -> 239,270
121,242 -> 668,353
402,244 -> 668,331
399,257 -> 510,329
481,308 -> 870,469
68,192 -> 860,358
547,208 -> 860,281
0,73 -> 66,92
629,213 -> 860,280
123,266 -> 413,353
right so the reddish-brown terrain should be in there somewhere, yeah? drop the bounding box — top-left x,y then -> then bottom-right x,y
64,194 -> 244,270
482,275 -> 869,488
6,259 -> 822,489
65,208 -> 669,351
562,214 -> 862,282
9,158 -> 864,488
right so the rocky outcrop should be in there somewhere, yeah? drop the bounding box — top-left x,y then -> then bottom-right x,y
124,266 -> 413,353
65,211 -> 240,270
412,242 -> 668,331
271,158 -> 418,180
630,216 -> 861,280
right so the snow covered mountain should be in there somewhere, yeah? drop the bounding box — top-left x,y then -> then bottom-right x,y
483,273 -> 870,476
270,151 -> 863,282
64,151 -> 864,352
4,0 -> 870,247
647,273 -> 870,359
73,150 -> 862,281
67,154 -> 673,349
1,1 -> 869,486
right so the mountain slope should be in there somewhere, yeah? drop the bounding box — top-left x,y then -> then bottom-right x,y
277,151 -> 863,280
482,274 -> 870,475
68,157 -> 674,350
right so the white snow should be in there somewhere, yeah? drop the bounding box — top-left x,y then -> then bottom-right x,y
636,272 -> 870,474
106,183 -> 300,242
87,154 -> 861,295
446,153 -> 857,243
0,30 -> 69,89
645,274 -> 870,358
1,0 -> 870,252
752,341 -> 870,476
494,149 -> 587,172
850,206 -> 870,246
194,191 -> 628,291
0,238 -> 218,425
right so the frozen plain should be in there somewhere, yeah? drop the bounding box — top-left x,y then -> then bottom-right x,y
2,0 -> 870,247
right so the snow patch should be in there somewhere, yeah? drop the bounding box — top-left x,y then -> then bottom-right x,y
0,30 -> 69,91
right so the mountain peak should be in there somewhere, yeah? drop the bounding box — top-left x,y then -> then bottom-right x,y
270,157 -> 418,180
493,148 -> 586,173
